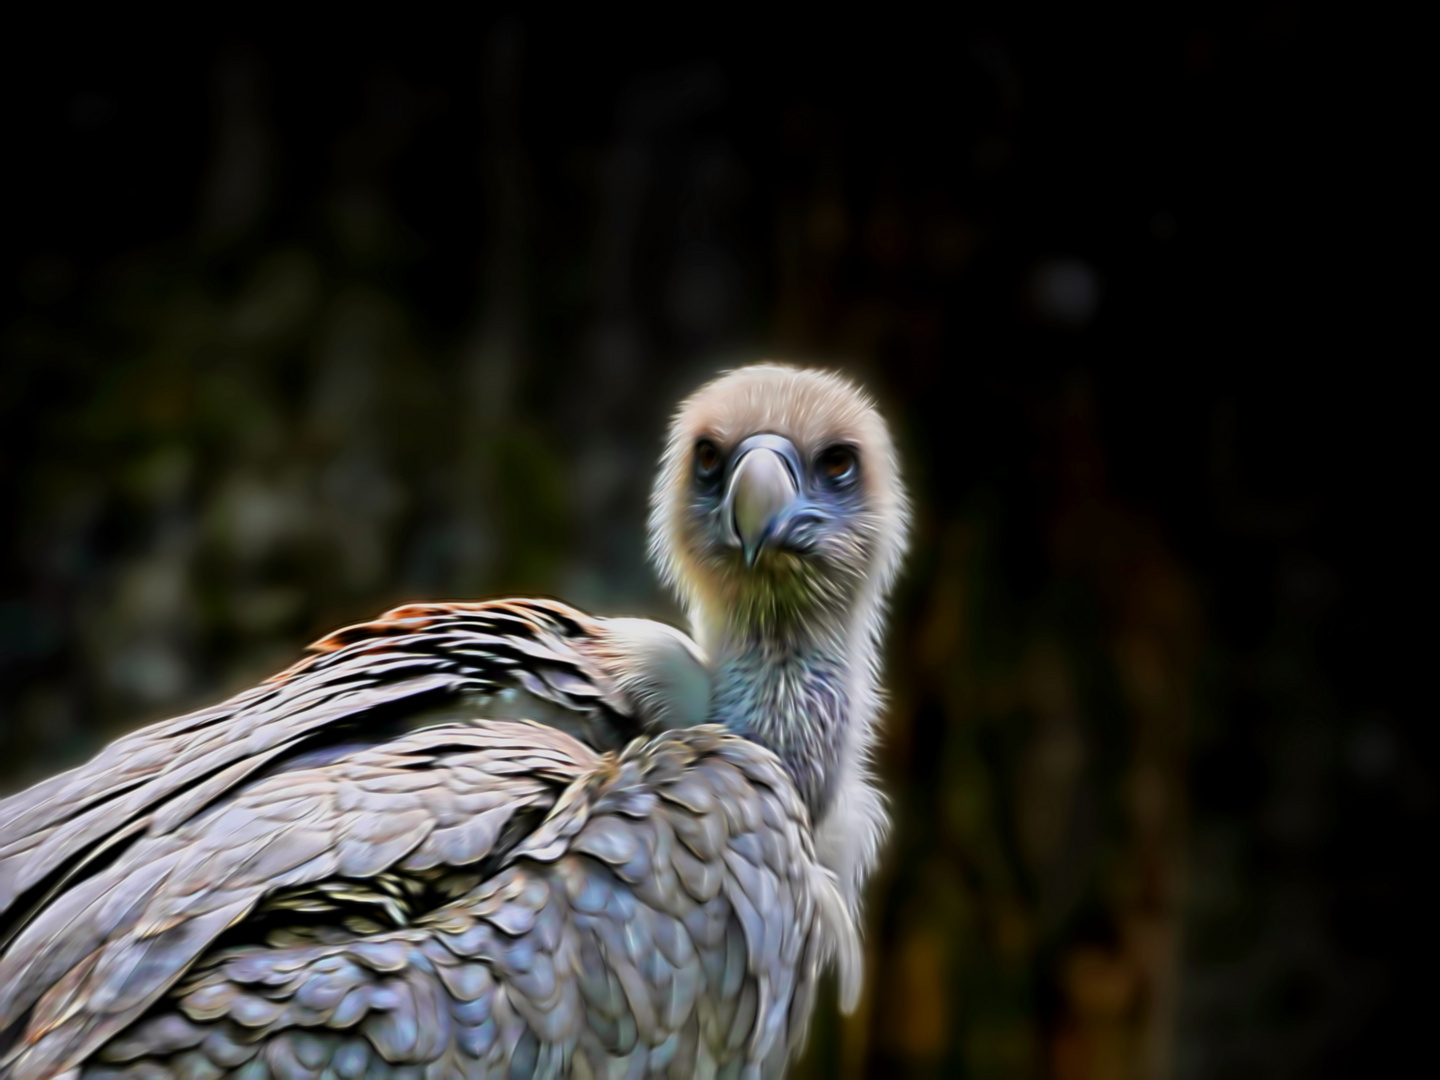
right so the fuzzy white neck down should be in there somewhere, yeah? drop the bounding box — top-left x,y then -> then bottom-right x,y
694,587 -> 890,918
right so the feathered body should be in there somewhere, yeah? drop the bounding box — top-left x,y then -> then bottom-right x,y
0,364 -> 906,1079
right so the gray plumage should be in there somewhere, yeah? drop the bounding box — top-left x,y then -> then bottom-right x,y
0,363 -> 906,1080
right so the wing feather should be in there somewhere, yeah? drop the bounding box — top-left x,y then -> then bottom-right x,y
0,600 -> 707,935
1,670 -> 851,1080
0,722 -> 592,1079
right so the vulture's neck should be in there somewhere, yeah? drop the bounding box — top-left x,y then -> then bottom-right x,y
702,601 -> 878,827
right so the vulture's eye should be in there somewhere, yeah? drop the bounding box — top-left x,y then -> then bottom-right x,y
817,445 -> 859,486
695,440 -> 722,479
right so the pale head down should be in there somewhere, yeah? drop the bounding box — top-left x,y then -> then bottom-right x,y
648,362 -> 909,649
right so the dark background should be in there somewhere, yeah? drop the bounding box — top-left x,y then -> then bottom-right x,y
0,10 -> 1427,1078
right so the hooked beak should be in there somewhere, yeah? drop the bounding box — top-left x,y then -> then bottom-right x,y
725,442 -> 801,567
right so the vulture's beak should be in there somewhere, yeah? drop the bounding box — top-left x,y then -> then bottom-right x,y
724,434 -> 816,567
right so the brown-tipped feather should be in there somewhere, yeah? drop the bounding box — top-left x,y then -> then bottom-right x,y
0,599 -> 703,929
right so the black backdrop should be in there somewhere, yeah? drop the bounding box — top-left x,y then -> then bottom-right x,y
0,11 -> 1426,1077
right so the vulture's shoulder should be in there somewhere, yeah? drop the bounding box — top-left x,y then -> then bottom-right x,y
0,600 -> 708,939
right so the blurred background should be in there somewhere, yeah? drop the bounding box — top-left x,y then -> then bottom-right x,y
0,11 -> 1427,1078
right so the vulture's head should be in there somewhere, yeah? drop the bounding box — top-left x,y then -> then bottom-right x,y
650,363 -> 909,648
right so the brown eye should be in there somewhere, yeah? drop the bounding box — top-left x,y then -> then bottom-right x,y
817,445 -> 858,484
695,440 -> 722,477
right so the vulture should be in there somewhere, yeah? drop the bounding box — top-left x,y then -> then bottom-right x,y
0,363 -> 909,1080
